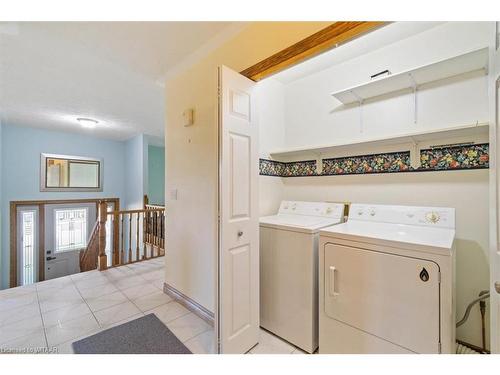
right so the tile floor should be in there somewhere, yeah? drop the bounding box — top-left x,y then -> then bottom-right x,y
0,257 -> 305,354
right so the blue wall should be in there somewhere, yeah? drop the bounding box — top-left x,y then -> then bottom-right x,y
124,134 -> 148,210
0,124 -> 128,288
148,145 -> 165,205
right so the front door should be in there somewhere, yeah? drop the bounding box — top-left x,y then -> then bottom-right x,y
217,65 -> 259,353
44,203 -> 96,280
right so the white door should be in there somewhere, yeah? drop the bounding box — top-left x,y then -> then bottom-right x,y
45,203 -> 96,280
491,22 -> 500,354
217,65 -> 259,354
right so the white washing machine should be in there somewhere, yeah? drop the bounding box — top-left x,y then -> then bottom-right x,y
319,203 -> 456,354
259,201 -> 346,353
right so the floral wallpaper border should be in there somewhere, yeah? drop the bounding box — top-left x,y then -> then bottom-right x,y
260,143 -> 489,177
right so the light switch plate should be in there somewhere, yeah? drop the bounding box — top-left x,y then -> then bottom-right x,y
183,109 -> 194,127
170,188 -> 178,200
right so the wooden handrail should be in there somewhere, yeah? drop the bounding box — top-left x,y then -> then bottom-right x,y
109,208 -> 165,215
79,219 -> 100,272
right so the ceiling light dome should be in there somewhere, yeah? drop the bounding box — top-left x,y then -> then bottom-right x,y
77,117 -> 99,128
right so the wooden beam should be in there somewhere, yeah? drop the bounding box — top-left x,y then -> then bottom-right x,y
240,21 -> 387,81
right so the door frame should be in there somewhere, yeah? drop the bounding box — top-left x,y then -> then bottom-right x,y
9,197 -> 119,287
489,21 -> 500,353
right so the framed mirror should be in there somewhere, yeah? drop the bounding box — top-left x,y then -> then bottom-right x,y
40,153 -> 103,192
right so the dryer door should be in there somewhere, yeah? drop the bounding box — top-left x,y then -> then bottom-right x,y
324,243 -> 440,353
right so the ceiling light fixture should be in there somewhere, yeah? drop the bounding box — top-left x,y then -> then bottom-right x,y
77,117 -> 99,129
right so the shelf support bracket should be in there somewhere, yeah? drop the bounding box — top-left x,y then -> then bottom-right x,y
408,73 -> 418,125
409,136 -> 421,170
351,90 -> 364,133
314,153 -> 323,175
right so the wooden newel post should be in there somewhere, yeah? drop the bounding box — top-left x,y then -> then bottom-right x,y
98,201 -> 108,271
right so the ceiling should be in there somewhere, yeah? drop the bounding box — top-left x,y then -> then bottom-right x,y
273,22 -> 445,84
0,22 -> 236,141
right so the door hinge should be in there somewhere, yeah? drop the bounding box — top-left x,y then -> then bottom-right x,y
438,341 -> 442,353
438,271 -> 441,284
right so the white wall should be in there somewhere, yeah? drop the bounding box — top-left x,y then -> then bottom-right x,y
259,22 -> 493,348
258,78 -> 286,216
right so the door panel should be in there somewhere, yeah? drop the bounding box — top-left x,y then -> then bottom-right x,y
324,243 -> 440,353
218,65 -> 259,354
45,203 -> 96,280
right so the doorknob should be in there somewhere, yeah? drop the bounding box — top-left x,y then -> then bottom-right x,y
237,231 -> 243,237
46,256 -> 56,261
495,281 -> 500,294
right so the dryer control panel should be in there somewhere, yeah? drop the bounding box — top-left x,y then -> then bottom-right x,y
348,203 -> 455,229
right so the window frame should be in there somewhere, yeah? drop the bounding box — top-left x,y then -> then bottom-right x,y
40,153 -> 103,192
54,207 -> 89,253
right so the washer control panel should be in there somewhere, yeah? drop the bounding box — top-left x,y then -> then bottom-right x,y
349,204 -> 455,229
279,201 -> 345,218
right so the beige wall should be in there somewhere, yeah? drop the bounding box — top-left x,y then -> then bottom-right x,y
164,22 -> 332,312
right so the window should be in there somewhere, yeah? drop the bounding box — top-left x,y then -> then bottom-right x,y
55,208 -> 88,252
21,211 -> 36,285
40,153 -> 102,192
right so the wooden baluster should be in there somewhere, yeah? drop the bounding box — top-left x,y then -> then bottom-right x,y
154,211 -> 158,257
136,212 -> 140,261
113,211 -> 119,266
142,211 -> 147,260
128,213 -> 132,262
161,211 -> 165,253
97,201 -> 107,271
120,214 -> 124,265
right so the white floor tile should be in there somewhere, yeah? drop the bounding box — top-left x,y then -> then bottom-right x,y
249,329 -> 295,354
85,290 -> 128,312
0,284 -> 37,300
45,313 -> 99,347
77,283 -> 118,300
113,275 -> 148,290
149,278 -> 165,290
70,269 -> 101,282
74,274 -> 111,290
0,314 -> 44,344
146,301 -> 190,324
0,293 -> 38,312
39,292 -> 84,313
184,329 -> 216,354
36,276 -> 73,291
0,302 -> 40,327
166,312 -> 212,342
42,301 -> 92,327
0,329 -> 47,353
37,283 -> 79,301
139,269 -> 164,281
121,283 -> 158,300
131,290 -> 172,312
94,301 -> 142,327
291,348 -> 308,354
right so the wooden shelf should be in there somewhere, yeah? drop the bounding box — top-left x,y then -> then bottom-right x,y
269,122 -> 489,160
331,48 -> 488,105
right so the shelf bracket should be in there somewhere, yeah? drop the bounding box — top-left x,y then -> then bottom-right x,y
409,136 -> 421,169
350,90 -> 364,133
408,73 -> 418,125
315,153 -> 323,175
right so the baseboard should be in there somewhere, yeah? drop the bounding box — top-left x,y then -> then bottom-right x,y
163,282 -> 214,326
